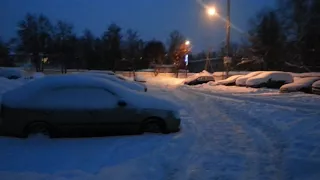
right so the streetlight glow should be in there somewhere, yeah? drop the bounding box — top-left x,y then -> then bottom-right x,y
207,7 -> 216,16
185,40 -> 190,46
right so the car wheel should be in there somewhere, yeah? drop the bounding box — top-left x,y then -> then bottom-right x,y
25,122 -> 52,138
142,118 -> 166,133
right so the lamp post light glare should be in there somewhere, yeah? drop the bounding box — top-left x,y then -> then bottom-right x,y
185,40 -> 190,46
207,8 -> 216,16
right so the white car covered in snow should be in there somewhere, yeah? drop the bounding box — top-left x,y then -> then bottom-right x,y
0,77 -> 25,94
312,80 -> 320,95
0,75 -> 181,137
235,71 -> 264,86
0,67 -> 27,79
183,70 -> 214,85
280,77 -> 320,93
78,72 -> 147,92
246,71 -> 293,88
216,75 -> 243,86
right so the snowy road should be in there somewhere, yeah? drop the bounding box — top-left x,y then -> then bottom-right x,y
1,83 -> 320,180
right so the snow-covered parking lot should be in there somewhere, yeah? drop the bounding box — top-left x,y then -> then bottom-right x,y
1,76 -> 320,180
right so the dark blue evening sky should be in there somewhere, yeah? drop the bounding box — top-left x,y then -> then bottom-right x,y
1,0 -> 274,52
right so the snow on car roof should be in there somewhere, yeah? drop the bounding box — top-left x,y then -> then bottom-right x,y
312,80 -> 320,88
87,70 -> 115,75
280,77 -> 320,91
184,70 -> 212,84
0,67 -> 26,78
236,71 -> 264,85
216,75 -> 243,85
246,71 -> 293,86
1,74 -> 132,107
1,74 -> 178,111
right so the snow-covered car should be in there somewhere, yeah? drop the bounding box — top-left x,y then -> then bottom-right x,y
235,71 -> 264,86
215,75 -> 243,86
184,76 -> 215,85
134,74 -> 147,83
246,71 -> 293,88
0,75 -> 180,138
280,77 -> 320,93
23,72 -> 45,80
79,72 -> 147,92
0,77 -> 24,94
183,70 -> 214,85
0,68 -> 27,79
312,80 -> 320,95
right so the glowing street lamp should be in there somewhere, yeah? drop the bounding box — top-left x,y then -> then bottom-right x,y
185,40 -> 190,46
207,7 -> 216,16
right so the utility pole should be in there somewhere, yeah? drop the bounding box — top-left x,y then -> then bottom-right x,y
205,47 -> 212,72
225,0 -> 231,78
226,0 -> 231,56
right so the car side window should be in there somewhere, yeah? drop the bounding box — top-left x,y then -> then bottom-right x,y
33,87 -> 118,109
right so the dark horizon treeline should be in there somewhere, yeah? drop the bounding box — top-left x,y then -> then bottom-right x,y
245,0 -> 320,72
0,14 -> 191,73
0,0 -> 319,73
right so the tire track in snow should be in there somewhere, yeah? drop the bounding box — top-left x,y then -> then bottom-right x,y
179,87 -> 288,180
143,88 -> 199,180
173,88 -> 261,180
183,86 -> 320,113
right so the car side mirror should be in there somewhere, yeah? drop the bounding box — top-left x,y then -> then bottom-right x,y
118,100 -> 127,107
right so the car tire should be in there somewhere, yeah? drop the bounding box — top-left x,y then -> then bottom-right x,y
141,118 -> 166,134
25,122 -> 52,138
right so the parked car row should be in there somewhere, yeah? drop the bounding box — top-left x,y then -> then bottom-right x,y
0,71 -> 181,138
215,71 -> 294,89
213,71 -> 320,95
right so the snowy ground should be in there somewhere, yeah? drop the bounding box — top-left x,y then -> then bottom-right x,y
1,77 -> 320,180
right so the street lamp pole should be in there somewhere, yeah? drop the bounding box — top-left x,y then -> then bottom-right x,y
226,0 -> 231,56
224,0 -> 231,78
184,40 -> 190,78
